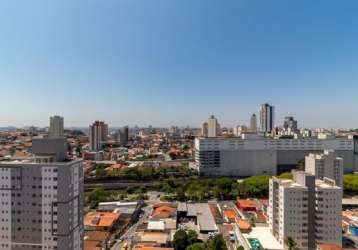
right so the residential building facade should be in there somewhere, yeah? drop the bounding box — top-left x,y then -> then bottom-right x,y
49,116 -> 64,138
250,113 -> 257,133
0,156 -> 84,249
89,121 -> 108,152
207,115 -> 219,138
283,116 -> 298,133
305,150 -> 343,187
259,103 -> 274,133
269,171 -> 342,249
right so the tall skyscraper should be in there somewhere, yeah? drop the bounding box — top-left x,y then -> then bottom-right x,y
305,150 -> 343,187
250,113 -> 257,133
283,116 -> 298,132
0,137 -> 84,250
269,171 -> 342,249
208,115 -> 220,137
89,121 -> 108,152
259,103 -> 274,133
201,122 -> 208,137
119,126 -> 129,146
49,115 -> 64,138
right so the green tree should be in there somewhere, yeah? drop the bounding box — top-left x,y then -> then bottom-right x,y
209,235 -> 228,250
238,175 -> 270,198
173,230 -> 189,250
87,188 -> 107,208
236,246 -> 244,250
297,159 -> 305,171
343,174 -> 358,194
278,172 -> 293,180
176,186 -> 186,201
96,166 -> 107,177
186,243 -> 206,250
284,236 -> 297,250
187,230 -> 198,245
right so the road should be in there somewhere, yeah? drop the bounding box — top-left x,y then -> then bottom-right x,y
218,201 -> 241,250
111,205 -> 153,250
84,181 -> 154,191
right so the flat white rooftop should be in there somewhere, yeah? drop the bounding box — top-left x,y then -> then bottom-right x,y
243,226 -> 283,250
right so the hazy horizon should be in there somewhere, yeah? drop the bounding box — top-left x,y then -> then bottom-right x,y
1,0 -> 358,128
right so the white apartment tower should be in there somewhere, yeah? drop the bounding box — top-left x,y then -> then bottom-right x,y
259,103 -> 274,133
250,113 -> 257,133
49,115 -> 64,138
305,150 -> 343,187
207,115 -> 220,138
89,121 -> 108,152
269,171 -> 342,249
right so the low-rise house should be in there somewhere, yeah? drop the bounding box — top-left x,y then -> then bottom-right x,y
238,219 -> 251,233
151,204 -> 177,219
236,199 -> 257,212
84,211 -> 120,231
318,243 -> 343,250
84,231 -> 108,250
223,209 -> 239,223
139,232 -> 170,245
177,203 -> 218,234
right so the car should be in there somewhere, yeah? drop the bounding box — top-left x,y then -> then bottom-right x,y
229,235 -> 235,243
342,237 -> 355,247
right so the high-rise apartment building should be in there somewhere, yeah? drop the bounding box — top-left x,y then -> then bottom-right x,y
49,115 -> 64,138
259,103 -> 274,133
283,116 -> 298,132
0,138 -> 84,250
250,113 -> 257,133
119,126 -> 129,146
305,150 -> 343,187
233,125 -> 247,137
269,171 -> 342,249
201,122 -> 208,137
89,121 -> 108,152
208,115 -> 220,137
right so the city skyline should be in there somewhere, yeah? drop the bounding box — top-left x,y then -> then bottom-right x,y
1,0 -> 358,128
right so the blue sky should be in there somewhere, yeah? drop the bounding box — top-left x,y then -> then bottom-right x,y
0,0 -> 358,128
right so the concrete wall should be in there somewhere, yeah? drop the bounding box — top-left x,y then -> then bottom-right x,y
201,150 -> 277,176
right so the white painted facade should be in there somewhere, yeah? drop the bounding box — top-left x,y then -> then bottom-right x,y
269,174 -> 342,249
49,116 -> 64,138
305,150 -> 343,187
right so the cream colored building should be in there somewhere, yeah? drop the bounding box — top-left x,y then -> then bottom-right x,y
207,115 -> 220,137
305,150 -> 343,187
49,115 -> 64,138
269,171 -> 342,249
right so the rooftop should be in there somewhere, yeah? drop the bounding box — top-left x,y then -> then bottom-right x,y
152,205 -> 176,219
237,199 -> 257,208
195,203 -> 218,232
140,232 -> 169,244
318,243 -> 343,250
84,211 -> 120,228
243,226 -> 283,250
147,221 -> 165,231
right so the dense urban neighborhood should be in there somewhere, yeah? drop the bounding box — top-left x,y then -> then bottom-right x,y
1,107 -> 358,250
